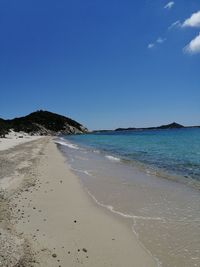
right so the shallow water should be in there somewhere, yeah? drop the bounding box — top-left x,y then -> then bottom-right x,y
65,128 -> 200,183
55,130 -> 200,267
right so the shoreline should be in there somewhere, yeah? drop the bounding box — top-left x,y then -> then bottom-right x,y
57,137 -> 200,191
57,136 -> 200,267
0,137 -> 157,267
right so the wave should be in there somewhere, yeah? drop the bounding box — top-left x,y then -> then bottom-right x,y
70,167 -> 92,177
93,149 -> 100,154
105,155 -> 121,162
84,187 -> 162,267
84,185 -> 165,222
54,140 -> 79,150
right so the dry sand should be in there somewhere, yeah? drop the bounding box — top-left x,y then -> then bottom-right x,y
0,137 -> 157,267
0,131 -> 43,151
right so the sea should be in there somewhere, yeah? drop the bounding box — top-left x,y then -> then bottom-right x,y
55,128 -> 200,267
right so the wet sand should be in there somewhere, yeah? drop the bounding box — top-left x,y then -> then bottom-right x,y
0,137 -> 156,267
61,137 -> 200,267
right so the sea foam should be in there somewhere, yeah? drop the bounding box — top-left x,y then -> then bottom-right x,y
105,155 -> 121,162
54,140 -> 79,150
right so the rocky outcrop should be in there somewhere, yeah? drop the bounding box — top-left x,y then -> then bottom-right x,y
0,110 -> 88,136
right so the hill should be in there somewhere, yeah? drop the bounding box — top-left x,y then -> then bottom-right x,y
157,122 -> 184,129
0,110 -> 88,137
115,122 -> 184,132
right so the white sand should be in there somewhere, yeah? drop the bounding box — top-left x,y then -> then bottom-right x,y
0,138 -> 157,266
0,131 -> 43,151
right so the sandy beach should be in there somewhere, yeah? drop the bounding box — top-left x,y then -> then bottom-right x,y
0,131 -> 43,152
0,137 -> 157,267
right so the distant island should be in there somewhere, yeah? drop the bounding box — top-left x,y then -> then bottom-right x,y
0,110 -> 88,137
93,122 -> 199,133
115,122 -> 185,131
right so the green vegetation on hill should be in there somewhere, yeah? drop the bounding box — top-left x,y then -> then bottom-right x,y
0,110 -> 88,136
0,119 -> 9,137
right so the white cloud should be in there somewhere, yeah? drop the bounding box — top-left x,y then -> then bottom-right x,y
148,43 -> 155,49
157,37 -> 166,44
168,20 -> 180,30
184,33 -> 200,54
164,2 -> 175,10
147,37 -> 166,49
182,10 -> 200,28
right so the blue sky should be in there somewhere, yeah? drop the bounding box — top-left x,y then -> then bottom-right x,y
0,0 -> 200,130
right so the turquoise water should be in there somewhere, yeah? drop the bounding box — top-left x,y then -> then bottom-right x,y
65,128 -> 200,183
55,128 -> 200,267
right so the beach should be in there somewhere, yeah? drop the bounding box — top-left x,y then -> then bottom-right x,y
56,132 -> 200,267
0,136 -> 156,267
1,0 -> 199,265
0,131 -> 43,152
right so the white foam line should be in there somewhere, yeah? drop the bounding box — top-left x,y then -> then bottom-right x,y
70,167 -> 92,177
86,189 -> 164,221
84,188 -> 162,267
105,155 -> 121,162
54,140 -> 79,150
84,170 -> 92,176
64,158 -> 162,267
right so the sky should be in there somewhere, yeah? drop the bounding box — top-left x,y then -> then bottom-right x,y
0,0 -> 200,130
